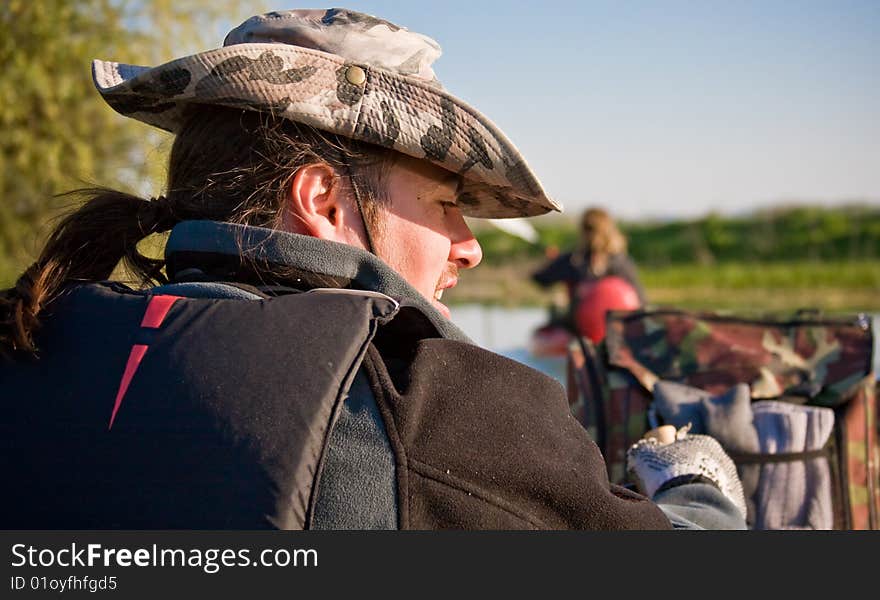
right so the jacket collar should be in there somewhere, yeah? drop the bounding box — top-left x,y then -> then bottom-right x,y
164,220 -> 471,342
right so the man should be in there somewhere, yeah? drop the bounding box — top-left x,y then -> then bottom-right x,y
0,8 -> 746,529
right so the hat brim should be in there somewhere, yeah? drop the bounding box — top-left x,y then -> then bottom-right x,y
92,43 -> 561,219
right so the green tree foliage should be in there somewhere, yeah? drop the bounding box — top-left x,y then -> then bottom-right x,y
624,205 -> 880,265
0,0 -> 261,285
477,205 -> 880,267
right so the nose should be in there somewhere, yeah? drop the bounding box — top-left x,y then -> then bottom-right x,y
448,215 -> 483,270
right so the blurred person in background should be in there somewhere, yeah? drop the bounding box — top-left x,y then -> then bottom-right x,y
532,207 -> 644,345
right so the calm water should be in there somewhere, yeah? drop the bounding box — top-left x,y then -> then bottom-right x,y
448,305 -> 880,384
447,305 -> 565,385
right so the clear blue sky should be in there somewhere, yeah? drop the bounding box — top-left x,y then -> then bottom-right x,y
238,1 -> 879,221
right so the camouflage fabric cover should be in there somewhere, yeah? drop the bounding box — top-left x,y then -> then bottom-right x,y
568,309 -> 879,529
604,310 -> 873,406
91,8 -> 560,219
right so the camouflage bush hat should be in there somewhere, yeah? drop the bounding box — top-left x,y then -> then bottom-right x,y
92,8 -> 561,219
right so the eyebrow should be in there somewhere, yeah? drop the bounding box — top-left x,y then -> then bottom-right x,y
445,174 -> 465,196
426,172 -> 464,201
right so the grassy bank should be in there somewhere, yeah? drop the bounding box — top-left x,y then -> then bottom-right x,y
456,205 -> 880,314
473,205 -> 880,267
448,258 -> 880,314
641,260 -> 880,313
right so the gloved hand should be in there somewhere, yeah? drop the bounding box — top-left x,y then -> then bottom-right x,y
626,424 -> 747,520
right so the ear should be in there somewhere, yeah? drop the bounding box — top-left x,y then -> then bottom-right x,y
282,163 -> 364,246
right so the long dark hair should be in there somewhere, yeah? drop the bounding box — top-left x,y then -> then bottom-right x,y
0,106 -> 396,356
575,207 -> 627,276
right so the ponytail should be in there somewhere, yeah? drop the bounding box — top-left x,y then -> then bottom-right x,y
0,189 -> 177,356
1,106 -> 400,358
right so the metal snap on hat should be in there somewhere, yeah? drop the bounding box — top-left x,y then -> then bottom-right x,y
91,8 -> 562,219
